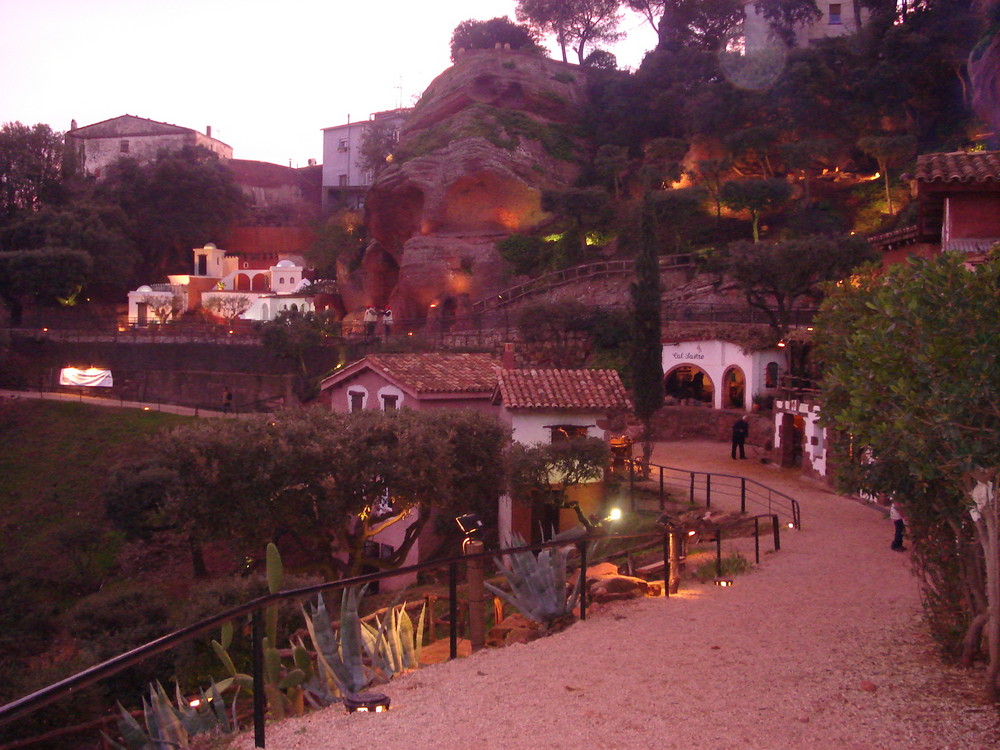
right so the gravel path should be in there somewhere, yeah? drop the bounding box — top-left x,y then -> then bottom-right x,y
233,441 -> 1000,750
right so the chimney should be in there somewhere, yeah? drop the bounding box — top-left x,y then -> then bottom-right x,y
206,125 -> 212,137
70,119 -> 78,130
502,342 -> 516,369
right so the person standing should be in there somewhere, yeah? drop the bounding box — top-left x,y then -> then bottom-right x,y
382,308 -> 393,338
363,306 -> 377,337
731,415 -> 749,459
223,387 -> 233,414
889,500 -> 907,551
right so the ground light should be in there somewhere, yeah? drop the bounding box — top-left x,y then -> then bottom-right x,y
714,577 -> 734,587
344,692 -> 390,713
607,507 -> 622,522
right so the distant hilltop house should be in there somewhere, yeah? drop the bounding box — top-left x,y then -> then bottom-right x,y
65,114 -> 233,178
321,108 -> 410,212
127,243 -> 317,326
743,0 -> 869,50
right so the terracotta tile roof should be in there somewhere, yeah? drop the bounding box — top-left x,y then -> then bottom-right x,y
497,369 -> 632,411
364,353 -> 498,393
915,151 -> 1000,184
227,159 -> 301,188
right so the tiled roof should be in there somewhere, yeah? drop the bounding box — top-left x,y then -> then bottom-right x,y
227,159 -> 300,187
364,353 -> 498,393
497,369 -> 632,411
915,151 -> 1000,184
68,114 -> 194,138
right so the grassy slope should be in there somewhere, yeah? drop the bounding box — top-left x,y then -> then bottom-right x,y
0,399 -> 192,594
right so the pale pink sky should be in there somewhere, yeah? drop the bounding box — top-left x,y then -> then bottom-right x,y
0,0 -> 654,167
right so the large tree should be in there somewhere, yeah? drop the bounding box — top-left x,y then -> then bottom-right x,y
96,146 -> 247,283
0,247 -> 92,324
627,0 -> 744,52
0,122 -> 64,220
718,177 -> 792,242
516,0 -> 623,64
150,408 -> 510,579
814,252 -> 1000,700
711,233 -> 876,343
628,196 -> 664,468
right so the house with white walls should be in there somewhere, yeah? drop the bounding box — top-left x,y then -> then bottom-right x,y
126,243 -> 314,326
321,108 -> 410,211
661,339 -> 785,410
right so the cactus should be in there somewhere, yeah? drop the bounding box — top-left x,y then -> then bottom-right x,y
485,533 -> 583,628
102,679 -> 231,749
302,585 -> 371,695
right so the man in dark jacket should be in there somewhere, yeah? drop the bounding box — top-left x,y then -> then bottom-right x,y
731,415 -> 750,459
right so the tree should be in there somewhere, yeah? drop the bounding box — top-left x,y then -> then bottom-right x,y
203,294 -> 252,323
856,135 -> 917,215
541,186 -> 612,262
516,0 -> 624,64
154,409 -> 510,579
0,122 -> 64,219
0,247 -> 92,324
628,196 -> 664,468
627,0 -> 744,52
712,233 -> 876,343
814,252 -> 1000,700
358,121 -> 399,182
752,0 -> 823,46
97,146 -> 247,282
260,310 -> 336,402
719,178 -> 792,242
139,291 -> 183,324
450,16 -> 543,59
305,209 -> 367,280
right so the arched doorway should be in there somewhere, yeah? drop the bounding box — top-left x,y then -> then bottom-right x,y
252,273 -> 268,292
723,366 -> 746,409
664,365 -> 714,405
235,274 -> 250,291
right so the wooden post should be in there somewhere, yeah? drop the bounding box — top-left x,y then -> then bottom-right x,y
669,530 -> 681,595
465,540 -> 485,651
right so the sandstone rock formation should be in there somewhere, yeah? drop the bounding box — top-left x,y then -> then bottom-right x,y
340,50 -> 598,323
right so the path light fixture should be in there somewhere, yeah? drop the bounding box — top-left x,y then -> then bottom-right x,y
344,692 -> 390,713
456,513 -> 483,552
714,577 -> 734,587
607,507 -> 622,522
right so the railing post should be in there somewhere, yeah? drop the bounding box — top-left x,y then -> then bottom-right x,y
449,561 -> 458,660
662,530 -> 670,598
772,515 -> 781,551
629,459 -> 635,511
706,475 -> 711,509
754,518 -> 761,564
251,609 -> 266,748
689,472 -> 695,504
669,530 -> 681,596
465,541 -> 485,652
715,532 -> 723,578
577,541 -> 588,621
659,466 -> 665,510
741,478 -> 746,514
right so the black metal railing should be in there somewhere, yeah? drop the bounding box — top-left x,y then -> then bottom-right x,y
624,459 -> 802,530
0,519 -> 793,748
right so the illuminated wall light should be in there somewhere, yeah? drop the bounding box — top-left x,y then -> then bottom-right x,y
714,578 -> 734,587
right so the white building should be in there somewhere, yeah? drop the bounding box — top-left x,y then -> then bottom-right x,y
321,108 -> 410,211
66,115 -> 232,179
126,244 -> 313,325
661,339 -> 785,411
744,1 -> 869,50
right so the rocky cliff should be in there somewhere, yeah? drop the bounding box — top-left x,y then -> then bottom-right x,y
338,50 -> 599,323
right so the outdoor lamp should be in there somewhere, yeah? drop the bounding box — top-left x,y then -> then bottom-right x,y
455,513 -> 483,537
714,577 -> 734,587
344,692 -> 390,713
607,507 -> 622,522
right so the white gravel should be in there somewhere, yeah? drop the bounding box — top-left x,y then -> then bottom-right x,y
232,441 -> 1000,750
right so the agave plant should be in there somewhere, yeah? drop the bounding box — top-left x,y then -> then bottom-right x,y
485,532 -> 583,629
102,679 -> 231,750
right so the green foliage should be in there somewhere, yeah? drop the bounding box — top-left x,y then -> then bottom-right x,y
104,679 -> 231,750
694,552 -> 750,582
498,233 -> 551,276
485,532 -> 582,626
358,121 -> 399,181
306,210 -> 366,279
815,253 -> 1000,677
0,121 -> 64,219
450,16 -> 543,59
508,436 -> 610,521
719,179 -> 792,242
0,247 -> 92,324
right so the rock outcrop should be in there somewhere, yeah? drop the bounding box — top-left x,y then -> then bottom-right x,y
341,50 -> 598,322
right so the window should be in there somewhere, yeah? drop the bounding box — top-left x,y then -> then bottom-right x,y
765,362 -> 779,388
120,140 -> 129,153
338,138 -> 348,152
381,394 -> 398,411
349,390 -> 365,412
549,425 -> 589,443
338,174 -> 349,186
829,3 -> 842,23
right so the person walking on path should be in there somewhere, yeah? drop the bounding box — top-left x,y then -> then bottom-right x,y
889,499 -> 907,551
731,414 -> 749,459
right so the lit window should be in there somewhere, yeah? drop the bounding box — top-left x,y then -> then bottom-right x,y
549,425 -> 589,443
829,3 -> 842,23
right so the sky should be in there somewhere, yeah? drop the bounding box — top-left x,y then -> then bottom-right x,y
0,0 -> 656,168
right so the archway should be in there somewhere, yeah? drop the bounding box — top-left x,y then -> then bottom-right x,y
252,273 -> 268,292
664,365 -> 714,405
723,366 -> 746,409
